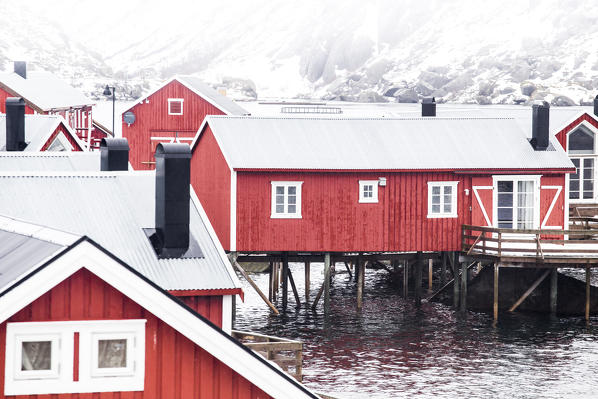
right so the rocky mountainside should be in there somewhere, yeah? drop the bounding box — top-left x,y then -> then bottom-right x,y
1,0 -> 598,105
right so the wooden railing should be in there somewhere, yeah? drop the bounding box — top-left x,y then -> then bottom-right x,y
232,330 -> 303,381
462,224 -> 598,259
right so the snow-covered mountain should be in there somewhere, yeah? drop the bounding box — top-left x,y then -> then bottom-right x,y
2,0 -> 598,105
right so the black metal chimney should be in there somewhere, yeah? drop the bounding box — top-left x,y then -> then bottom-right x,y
14,61 -> 26,79
154,143 -> 191,258
6,97 -> 26,151
100,138 -> 129,171
531,101 -> 550,151
422,97 -> 436,117
593,95 -> 598,117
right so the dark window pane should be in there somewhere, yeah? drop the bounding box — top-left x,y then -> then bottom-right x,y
498,222 -> 513,228
569,127 -> 594,154
497,193 -> 513,207
572,158 -> 580,168
444,186 -> 452,195
570,191 -> 580,199
276,205 -> 284,213
288,195 -> 296,205
432,186 -> 440,195
276,186 -> 284,195
570,180 -> 580,191
22,341 -> 52,371
497,208 -> 513,221
288,205 -> 296,214
583,180 -> 594,192
98,339 -> 127,368
583,191 -> 593,199
432,204 -> 440,213
432,195 -> 440,205
497,181 -> 513,192
288,186 -> 296,195
444,203 -> 452,213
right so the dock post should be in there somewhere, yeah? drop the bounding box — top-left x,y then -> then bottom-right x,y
550,268 -> 558,315
282,254 -> 289,312
493,264 -> 499,323
356,255 -> 363,309
415,252 -> 423,306
268,261 -> 274,301
453,252 -> 460,309
305,262 -> 310,304
403,260 -> 409,299
324,253 -> 331,313
460,261 -> 467,312
428,258 -> 433,291
441,252 -> 447,286
586,265 -> 591,322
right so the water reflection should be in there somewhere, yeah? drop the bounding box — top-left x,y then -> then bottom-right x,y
234,263 -> 598,398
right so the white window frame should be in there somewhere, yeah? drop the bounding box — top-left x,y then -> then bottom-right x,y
167,98 -> 184,115
5,320 -> 146,396
492,175 -> 541,230
14,333 -> 63,380
271,181 -> 302,219
567,120 -> 598,203
427,181 -> 459,218
47,132 -> 75,152
359,180 -> 379,203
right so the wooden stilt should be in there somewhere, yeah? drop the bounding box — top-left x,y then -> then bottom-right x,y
493,264 -> 499,322
453,252 -> 460,309
288,269 -> 301,307
428,258 -> 433,291
305,262 -> 310,303
344,262 -> 353,279
230,258 -> 280,315
509,269 -> 550,312
441,252 -> 447,286
273,261 -> 279,301
357,254 -> 364,309
459,261 -> 467,311
550,268 -> 558,315
324,253 -> 331,313
415,252 -> 422,306
403,260 -> 409,299
586,266 -> 591,321
282,254 -> 289,312
268,261 -> 273,301
311,281 -> 325,310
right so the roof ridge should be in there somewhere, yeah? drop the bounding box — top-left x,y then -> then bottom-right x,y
0,214 -> 80,246
207,115 -> 517,121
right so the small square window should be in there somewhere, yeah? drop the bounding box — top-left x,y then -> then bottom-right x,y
13,334 -> 62,381
91,333 -> 136,377
427,181 -> 458,218
359,180 -> 379,203
168,99 -> 184,115
271,182 -> 302,218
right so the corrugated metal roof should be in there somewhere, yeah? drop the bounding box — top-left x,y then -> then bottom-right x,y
0,114 -> 77,151
0,152 -> 100,171
177,76 -> 249,116
0,71 -> 93,110
204,116 -> 574,170
0,173 -> 240,292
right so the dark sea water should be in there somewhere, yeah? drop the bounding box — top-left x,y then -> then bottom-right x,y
233,263 -> 598,399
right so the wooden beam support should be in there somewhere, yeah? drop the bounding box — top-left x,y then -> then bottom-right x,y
282,254 -> 289,312
415,252 -> 423,306
356,254 -> 364,309
231,257 -> 280,315
311,281 -> 325,311
324,253 -> 331,313
453,252 -> 460,309
459,261 -> 467,311
428,259 -> 433,291
441,252 -> 447,286
550,268 -> 558,315
508,269 -> 551,312
288,269 -> 301,307
304,262 -> 310,303
344,262 -> 353,279
403,260 -> 409,299
268,261 -> 273,301
586,265 -> 591,321
493,264 -> 499,322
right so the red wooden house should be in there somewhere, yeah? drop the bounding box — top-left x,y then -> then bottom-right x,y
190,105 -> 574,253
1,98 -> 85,152
121,76 -> 249,170
0,62 -> 95,149
0,214 -> 317,398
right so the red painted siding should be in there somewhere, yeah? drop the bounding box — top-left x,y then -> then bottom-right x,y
40,122 -> 84,151
0,268 -> 272,399
0,87 -> 35,114
122,80 -> 226,170
191,125 -> 231,250
555,113 -> 598,151
177,295 -> 223,328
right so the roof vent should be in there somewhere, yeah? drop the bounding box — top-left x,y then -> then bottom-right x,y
594,95 -> 598,118
100,138 -> 129,171
421,97 -> 436,117
531,101 -> 550,151
13,61 -> 26,79
5,98 -> 26,151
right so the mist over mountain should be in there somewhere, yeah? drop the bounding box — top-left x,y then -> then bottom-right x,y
1,0 -> 598,105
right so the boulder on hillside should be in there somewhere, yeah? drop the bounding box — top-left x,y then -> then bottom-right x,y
396,88 -> 419,103
520,81 -> 537,96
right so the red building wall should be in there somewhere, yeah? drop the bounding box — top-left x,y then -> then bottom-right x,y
0,87 -> 35,114
123,80 -> 227,170
0,268 -> 271,399
191,125 -> 231,250
40,123 -> 84,151
555,113 -> 598,151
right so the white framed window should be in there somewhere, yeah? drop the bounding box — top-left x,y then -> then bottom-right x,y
47,133 -> 74,152
359,180 -> 378,203
427,181 -> 458,218
492,175 -> 540,229
568,122 -> 597,201
5,320 -> 145,396
167,98 -> 184,115
271,181 -> 302,218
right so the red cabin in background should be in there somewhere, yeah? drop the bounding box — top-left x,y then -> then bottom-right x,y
191,114 -> 574,253
0,62 -> 95,149
121,76 -> 249,170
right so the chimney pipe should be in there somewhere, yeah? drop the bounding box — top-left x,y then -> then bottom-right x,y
6,97 -> 26,151
594,95 -> 598,117
531,101 -> 550,151
13,61 -> 26,79
421,97 -> 436,117
100,138 -> 130,171
154,143 -> 191,258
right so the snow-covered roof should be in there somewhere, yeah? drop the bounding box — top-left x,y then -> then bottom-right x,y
125,76 -> 249,116
0,71 -> 94,110
0,114 -> 85,151
196,116 -> 574,171
0,152 -> 99,171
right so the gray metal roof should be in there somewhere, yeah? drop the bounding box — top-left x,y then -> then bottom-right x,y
176,76 -> 250,116
202,116 -> 574,170
0,215 -> 79,291
0,114 -> 81,151
0,71 -> 94,110
0,152 -> 100,171
0,172 -> 240,292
